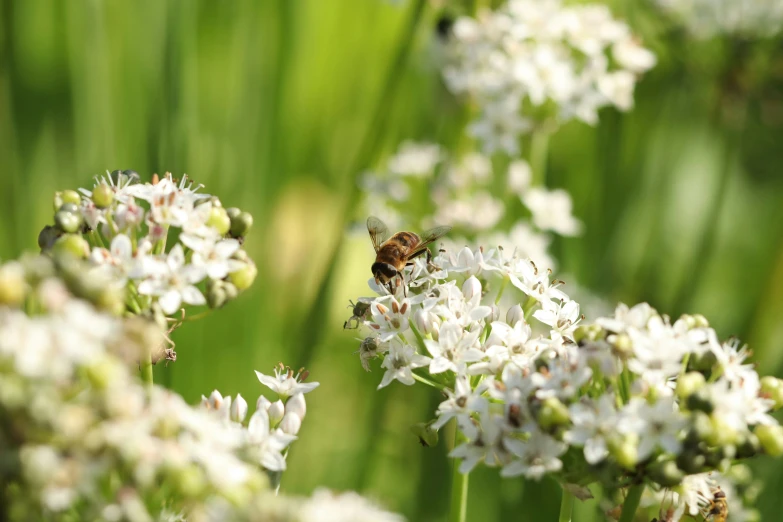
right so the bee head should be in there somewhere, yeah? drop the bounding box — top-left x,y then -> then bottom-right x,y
371,262 -> 398,284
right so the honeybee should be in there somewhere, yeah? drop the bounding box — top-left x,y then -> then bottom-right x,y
367,216 -> 452,295
703,488 -> 728,522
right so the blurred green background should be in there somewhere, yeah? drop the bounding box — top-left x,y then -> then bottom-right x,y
2,0 -> 783,520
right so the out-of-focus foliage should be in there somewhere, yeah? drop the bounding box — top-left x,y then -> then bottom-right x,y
1,1 -> 783,520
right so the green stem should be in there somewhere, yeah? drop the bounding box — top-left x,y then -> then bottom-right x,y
412,370 -> 445,390
530,128 -> 551,187
449,430 -> 469,522
140,351 -> 153,391
619,484 -> 644,522
558,488 -> 575,522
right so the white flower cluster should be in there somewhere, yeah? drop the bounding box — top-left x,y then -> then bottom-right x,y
655,0 -> 783,38
360,143 -> 580,270
0,257 -> 403,521
347,244 -> 783,510
442,0 -> 656,154
40,170 -> 256,319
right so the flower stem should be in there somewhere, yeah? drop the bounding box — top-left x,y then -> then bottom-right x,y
140,351 -> 153,390
619,483 -> 644,522
449,430 -> 469,522
558,488 -> 575,522
530,128 -> 551,187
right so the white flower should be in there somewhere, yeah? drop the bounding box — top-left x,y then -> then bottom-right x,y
255,366 -> 320,400
378,340 -> 431,389
522,187 -> 582,236
501,430 -> 566,479
655,0 -> 783,38
367,297 -> 413,342
618,397 -> 687,460
137,245 -> 207,315
245,409 -> 296,472
432,376 -> 488,430
299,489 -> 405,522
565,395 -> 619,464
533,298 -> 581,339
450,412 -> 513,473
424,320 -> 484,374
387,141 -> 442,177
180,236 -> 243,280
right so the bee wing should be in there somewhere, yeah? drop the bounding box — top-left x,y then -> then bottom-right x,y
409,225 -> 452,255
366,216 -> 390,253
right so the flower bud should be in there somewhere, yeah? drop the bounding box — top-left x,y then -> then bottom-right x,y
462,276 -> 481,302
612,333 -> 633,357
676,450 -> 706,474
59,202 -> 79,214
229,261 -> 257,291
707,414 -> 739,446
209,390 -> 226,410
54,210 -> 83,234
685,389 -> 714,414
53,190 -> 81,211
172,464 -> 206,497
268,400 -> 285,426
286,393 -> 306,421
537,397 -> 570,430
488,303 -> 500,322
206,282 -> 227,309
414,309 -> 437,336
207,206 -> 231,236
761,376 -> 783,410
506,304 -> 524,327
688,350 -> 717,372
676,372 -> 706,400
226,207 -> 242,221
256,394 -> 271,412
755,425 -> 783,457
92,183 -> 114,209
96,284 -> 125,316
223,282 -> 239,302
52,234 -> 89,259
609,435 -> 638,469
649,460 -> 684,487
231,393 -> 248,423
279,411 -> 302,435
0,262 -> 27,307
229,210 -> 253,238
38,225 -> 62,251
410,422 -> 439,447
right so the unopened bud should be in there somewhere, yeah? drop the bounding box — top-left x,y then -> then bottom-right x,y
207,281 -> 227,309
207,206 -> 231,236
256,395 -> 271,412
229,211 -> 253,238
537,397 -> 570,430
676,450 -> 706,474
414,309 -> 436,336
231,394 -> 248,423
226,207 -> 241,221
92,183 -> 114,209
609,435 -> 638,469
38,225 -> 62,251
649,460 -> 684,487
676,372 -> 706,399
488,303 -> 500,322
172,465 -> 206,497
612,333 -> 633,357
268,400 -> 285,425
0,262 -> 27,306
229,261 -> 257,291
223,282 -> 239,301
52,234 -> 89,259
685,389 -> 714,414
54,210 -> 83,234
462,276 -> 481,302
53,190 -> 81,212
506,304 -> 524,327
761,376 -> 783,410
736,431 -> 761,459
410,422 -> 439,447
279,411 -> 302,435
707,414 -> 738,446
756,425 -> 783,457
688,350 -> 717,372
286,393 -> 306,420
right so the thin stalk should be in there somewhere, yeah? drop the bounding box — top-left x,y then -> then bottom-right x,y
619,484 -> 645,522
530,128 -> 551,187
295,0 -> 428,369
449,429 -> 469,522
558,488 -> 575,522
140,351 -> 153,391
412,371 -> 445,390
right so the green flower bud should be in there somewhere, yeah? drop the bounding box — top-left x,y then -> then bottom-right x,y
686,389 -> 714,414
707,414 -> 739,447
54,210 -> 83,234
85,357 -> 123,390
53,189 -> 80,211
609,435 -> 638,469
677,372 -> 706,400
410,422 -> 439,447
91,183 -> 114,209
688,350 -> 717,372
96,285 -> 125,316
692,314 -> 709,328
52,234 -> 89,259
38,225 -> 62,251
612,333 -> 633,358
736,431 -> 761,459
537,397 -> 570,430
207,285 -> 227,309
231,249 -> 249,263
649,460 -> 684,487
676,450 -> 706,474
755,425 -> 783,457
173,465 -> 206,497
685,411 -> 714,445
230,211 -> 253,238
761,376 -> 783,410
223,281 -> 239,301
58,202 -> 79,214
229,261 -> 257,291
0,262 -> 27,307
226,207 -> 241,220
207,206 -> 231,235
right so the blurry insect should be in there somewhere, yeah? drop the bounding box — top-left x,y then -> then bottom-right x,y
702,488 -> 728,522
344,299 -> 372,329
366,216 -> 451,296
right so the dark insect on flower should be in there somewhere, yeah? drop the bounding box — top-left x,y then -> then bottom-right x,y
344,299 -> 372,329
436,14 -> 454,39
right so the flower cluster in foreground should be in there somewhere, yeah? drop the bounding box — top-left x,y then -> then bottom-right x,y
655,0 -> 783,38
441,0 -> 656,154
347,243 -> 782,517
359,142 -> 580,271
38,170 -> 257,323
0,255 -> 401,521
